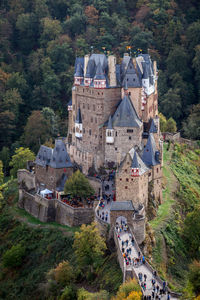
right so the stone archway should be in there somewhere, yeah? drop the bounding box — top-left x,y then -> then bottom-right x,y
116,216 -> 128,226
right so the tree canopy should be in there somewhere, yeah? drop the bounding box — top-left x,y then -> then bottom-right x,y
9,147 -> 35,177
73,222 -> 106,276
64,170 -> 95,199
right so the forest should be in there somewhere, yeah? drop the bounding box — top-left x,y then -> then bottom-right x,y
0,0 -> 200,167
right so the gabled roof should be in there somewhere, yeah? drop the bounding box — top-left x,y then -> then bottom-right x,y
142,133 -> 159,166
122,59 -> 141,88
74,63 -> 83,77
149,119 -> 157,133
107,115 -> 113,129
110,200 -> 134,211
112,95 -> 142,128
94,62 -> 106,80
129,148 -> 149,175
50,139 -> 73,168
74,57 -> 84,75
35,140 -> 73,169
75,108 -> 82,124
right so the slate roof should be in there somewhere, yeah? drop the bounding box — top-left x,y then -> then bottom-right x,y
142,133 -> 159,166
67,99 -> 72,106
35,140 -> 73,169
76,108 -> 82,124
129,148 -> 149,175
74,63 -> 83,77
35,145 -> 53,167
112,94 -> 142,128
122,59 -> 142,88
94,62 -> 106,80
107,115 -> 113,129
50,139 -> 73,168
149,119 -> 157,133
110,200 -> 134,211
85,59 -> 95,78
74,57 -> 84,75
56,173 -> 68,192
85,54 -> 108,79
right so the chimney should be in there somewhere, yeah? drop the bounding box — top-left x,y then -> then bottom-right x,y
84,54 -> 90,77
108,55 -> 117,87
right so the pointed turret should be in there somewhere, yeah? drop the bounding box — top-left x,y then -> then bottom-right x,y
74,63 -> 84,86
75,108 -> 82,138
131,151 -> 140,177
84,59 -> 95,86
106,116 -> 114,144
94,62 -> 106,88
142,133 -> 159,166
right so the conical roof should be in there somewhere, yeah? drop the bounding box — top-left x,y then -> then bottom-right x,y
74,63 -> 83,77
107,115 -> 113,129
124,79 -> 128,91
112,95 -> 142,128
131,151 -> 140,168
85,59 -> 95,78
142,133 -> 159,166
75,108 -> 82,124
94,62 -> 106,80
149,119 -> 157,133
129,148 -> 149,175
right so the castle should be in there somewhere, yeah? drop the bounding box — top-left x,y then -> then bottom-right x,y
67,52 -> 163,207
17,52 -> 163,245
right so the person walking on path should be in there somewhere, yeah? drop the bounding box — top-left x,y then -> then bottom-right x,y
144,274 -> 147,282
142,255 -> 145,264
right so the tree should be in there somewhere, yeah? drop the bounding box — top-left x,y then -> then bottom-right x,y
2,244 -> 25,268
182,104 -> 200,140
9,147 -> 35,177
159,112 -> 167,132
183,207 -> 200,259
165,117 -> 177,133
64,170 -> 95,199
111,278 -> 142,300
53,261 -> 75,286
0,147 -> 10,175
23,110 -> 51,153
188,260 -> 200,296
40,17 -> 62,46
73,222 -> 106,276
77,288 -> 109,300
0,161 -> 3,185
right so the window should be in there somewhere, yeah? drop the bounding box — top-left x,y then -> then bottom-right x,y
126,178 -> 129,182
115,131 -> 117,137
91,117 -> 93,122
115,147 -> 117,151
125,169 -> 127,172
93,105 -> 95,111
95,117 -> 97,123
88,104 -> 89,109
83,128 -> 85,133
83,103 -> 85,109
120,178 -> 122,181
129,92 -> 131,96
127,129 -> 133,133
131,178 -> 134,181
129,136 -> 131,140
125,186 -> 128,189
133,78 -> 135,82
89,129 -> 91,135
157,168 -> 159,173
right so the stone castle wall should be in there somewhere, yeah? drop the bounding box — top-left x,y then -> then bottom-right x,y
17,169 -> 35,191
35,165 -> 73,191
19,189 -> 94,226
105,126 -> 143,165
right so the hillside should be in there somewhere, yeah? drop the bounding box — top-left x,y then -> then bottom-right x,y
148,142 -> 200,294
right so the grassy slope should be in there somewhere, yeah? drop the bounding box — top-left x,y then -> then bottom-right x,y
149,142 -> 200,291
0,180 -> 122,300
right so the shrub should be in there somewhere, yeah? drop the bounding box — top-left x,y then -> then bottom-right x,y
59,285 -> 76,300
2,244 -> 25,268
53,261 -> 75,286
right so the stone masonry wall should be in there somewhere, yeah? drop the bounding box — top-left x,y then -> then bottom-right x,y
105,126 -> 143,165
35,165 -> 73,191
115,155 -> 149,208
17,169 -> 35,191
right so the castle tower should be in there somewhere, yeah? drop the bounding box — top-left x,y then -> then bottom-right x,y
142,133 -> 162,203
108,55 -> 117,87
115,149 -> 149,208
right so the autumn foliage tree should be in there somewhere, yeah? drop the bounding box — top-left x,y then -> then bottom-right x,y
73,222 -> 106,277
9,147 -> 35,177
